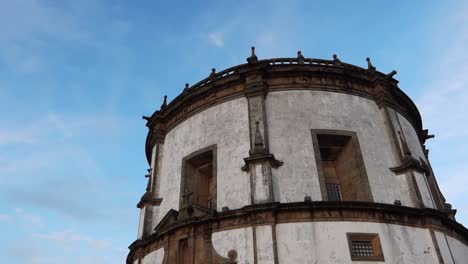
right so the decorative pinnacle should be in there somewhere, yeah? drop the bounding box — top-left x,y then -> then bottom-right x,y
247,46 -> 258,63
333,54 -> 342,67
160,95 -> 167,109
386,70 -> 397,78
210,68 -> 216,81
366,57 -> 376,73
251,121 -> 265,155
183,83 -> 190,93
297,50 -> 305,64
142,115 -> 150,121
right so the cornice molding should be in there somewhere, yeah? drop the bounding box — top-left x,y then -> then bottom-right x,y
127,201 -> 468,263
136,192 -> 163,209
143,58 -> 423,164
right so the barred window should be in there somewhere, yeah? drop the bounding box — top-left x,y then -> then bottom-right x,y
347,233 -> 384,261
312,131 -> 372,202
351,240 -> 373,256
326,184 -> 342,201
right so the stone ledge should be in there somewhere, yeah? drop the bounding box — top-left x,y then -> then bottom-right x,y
127,201 -> 468,263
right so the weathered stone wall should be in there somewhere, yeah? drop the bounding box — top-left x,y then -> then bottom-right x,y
266,90 -> 414,206
140,247 -> 164,264
275,222 -> 440,263
156,98 -> 250,224
212,227 -> 255,263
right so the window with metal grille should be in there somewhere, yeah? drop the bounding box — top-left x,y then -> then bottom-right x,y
347,233 -> 384,261
351,240 -> 373,256
326,184 -> 342,201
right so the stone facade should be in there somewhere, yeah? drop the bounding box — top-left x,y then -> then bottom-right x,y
129,49 -> 468,263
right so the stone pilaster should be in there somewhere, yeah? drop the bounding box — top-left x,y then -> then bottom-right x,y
242,70 -> 282,204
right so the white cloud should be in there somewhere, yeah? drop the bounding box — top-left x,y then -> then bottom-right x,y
415,3 -> 468,225
208,32 -> 224,47
33,230 -> 112,251
14,208 -> 46,228
0,213 -> 11,221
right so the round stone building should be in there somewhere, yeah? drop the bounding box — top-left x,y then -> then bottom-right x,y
128,48 -> 468,263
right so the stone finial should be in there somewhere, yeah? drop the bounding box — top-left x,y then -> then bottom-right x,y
333,54 -> 342,67
386,70 -> 397,78
160,95 -> 167,109
246,46 -> 258,64
297,51 -> 305,64
366,57 -> 376,73
210,68 -> 216,81
394,200 -> 402,206
251,121 -> 265,155
183,83 -> 190,93
142,116 -> 150,121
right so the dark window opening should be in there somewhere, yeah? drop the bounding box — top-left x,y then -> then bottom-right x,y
181,146 -> 217,213
313,131 -> 372,202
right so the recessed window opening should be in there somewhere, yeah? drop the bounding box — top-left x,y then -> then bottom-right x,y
182,147 -> 216,210
313,131 -> 372,202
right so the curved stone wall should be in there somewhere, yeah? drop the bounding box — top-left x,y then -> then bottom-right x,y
129,55 -> 467,264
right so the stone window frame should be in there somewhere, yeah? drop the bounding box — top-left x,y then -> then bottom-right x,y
311,129 -> 373,202
346,233 -> 385,261
179,145 -> 217,211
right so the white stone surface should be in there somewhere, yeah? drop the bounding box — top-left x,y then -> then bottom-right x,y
255,225 -> 275,264
253,163 -> 269,203
150,145 -> 157,192
142,247 -> 164,264
446,234 -> 468,263
212,227 -> 254,264
266,90 -> 412,206
276,221 -> 440,264
398,113 -> 427,163
156,98 -> 250,224
413,171 -> 435,208
434,231 -> 455,264
137,206 -> 145,239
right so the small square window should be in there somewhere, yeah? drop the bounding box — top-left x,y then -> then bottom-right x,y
347,233 -> 384,261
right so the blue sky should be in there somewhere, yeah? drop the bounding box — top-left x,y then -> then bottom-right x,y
0,1 -> 467,263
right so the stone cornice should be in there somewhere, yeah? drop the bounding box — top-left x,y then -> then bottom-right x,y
136,191 -> 163,209
143,57 -> 423,164
127,201 -> 468,263
241,154 -> 283,172
390,155 -> 430,175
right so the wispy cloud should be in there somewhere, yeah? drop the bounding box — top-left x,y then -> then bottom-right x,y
15,208 -> 46,229
209,32 -> 224,47
416,3 -> 468,225
33,230 -> 112,251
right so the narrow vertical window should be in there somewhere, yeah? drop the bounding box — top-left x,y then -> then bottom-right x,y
312,130 -> 372,202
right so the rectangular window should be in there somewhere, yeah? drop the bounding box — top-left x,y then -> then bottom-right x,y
311,130 -> 372,202
180,146 -> 217,213
347,233 -> 384,261
326,183 -> 342,201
